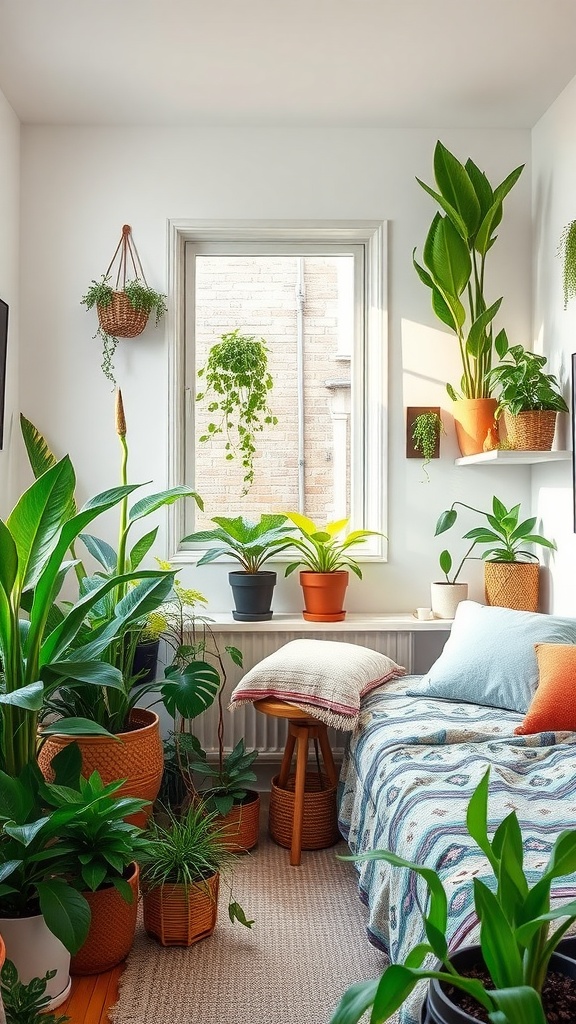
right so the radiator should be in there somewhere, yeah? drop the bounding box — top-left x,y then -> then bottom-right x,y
182,628 -> 413,761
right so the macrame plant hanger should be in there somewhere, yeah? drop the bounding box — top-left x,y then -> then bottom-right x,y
98,225 -> 150,340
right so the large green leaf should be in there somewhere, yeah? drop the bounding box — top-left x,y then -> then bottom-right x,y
40,717 -> 118,738
128,486 -> 203,524
36,878 -> 91,954
433,140 -> 481,238
7,457 -> 76,593
466,299 -> 503,359
474,879 -> 523,987
424,214 -> 471,299
160,661 -> 221,719
129,527 -> 159,570
329,979 -> 379,1024
0,518 -> 18,600
434,509 -> 457,536
0,681 -> 43,710
79,532 -> 117,570
413,253 -> 460,331
20,413 -> 59,479
489,986 -> 546,1024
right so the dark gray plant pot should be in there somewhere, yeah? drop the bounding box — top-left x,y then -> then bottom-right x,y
229,571 -> 277,621
421,944 -> 576,1023
132,639 -> 160,687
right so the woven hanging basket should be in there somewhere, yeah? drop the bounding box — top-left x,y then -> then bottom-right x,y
269,772 -> 340,851
97,291 -> 149,339
142,873 -> 219,947
503,409 -> 558,451
484,560 -> 539,612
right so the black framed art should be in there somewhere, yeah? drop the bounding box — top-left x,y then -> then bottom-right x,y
0,298 -> 7,450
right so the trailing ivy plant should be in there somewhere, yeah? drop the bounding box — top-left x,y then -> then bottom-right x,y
558,221 -> 576,309
196,329 -> 278,495
411,411 -> 443,482
81,274 -> 167,387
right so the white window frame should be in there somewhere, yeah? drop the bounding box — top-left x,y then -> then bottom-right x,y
166,219 -> 388,563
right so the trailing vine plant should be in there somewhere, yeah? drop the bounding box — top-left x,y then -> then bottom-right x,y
196,328 -> 278,494
81,274 -> 167,387
412,411 -> 443,482
558,220 -> 576,309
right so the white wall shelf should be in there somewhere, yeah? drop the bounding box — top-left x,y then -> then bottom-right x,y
455,450 -> 571,467
200,612 -> 451,632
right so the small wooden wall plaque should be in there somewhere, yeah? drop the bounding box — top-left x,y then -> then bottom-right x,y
406,406 -> 441,459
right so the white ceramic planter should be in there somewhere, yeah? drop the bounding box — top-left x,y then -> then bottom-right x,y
0,913 -> 71,1009
430,582 -> 468,620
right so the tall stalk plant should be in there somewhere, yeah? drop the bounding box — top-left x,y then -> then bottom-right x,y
413,141 -> 524,400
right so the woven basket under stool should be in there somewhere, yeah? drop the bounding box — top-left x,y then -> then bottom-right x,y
503,410 -> 557,451
97,292 -> 149,338
270,772 -> 340,851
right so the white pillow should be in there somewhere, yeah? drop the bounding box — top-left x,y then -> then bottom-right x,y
229,638 -> 406,730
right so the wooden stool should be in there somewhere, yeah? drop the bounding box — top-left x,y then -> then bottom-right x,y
254,697 -> 339,866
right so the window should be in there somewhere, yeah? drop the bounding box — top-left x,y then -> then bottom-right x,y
167,221 -> 388,562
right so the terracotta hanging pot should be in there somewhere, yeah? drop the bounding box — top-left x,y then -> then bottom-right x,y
71,863 -> 139,976
215,791 -> 260,852
452,398 -> 498,456
484,560 -> 539,612
142,872 -> 220,947
38,707 -> 163,829
299,570 -> 349,622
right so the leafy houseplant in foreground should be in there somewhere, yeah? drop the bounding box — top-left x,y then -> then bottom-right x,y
1,960 -> 70,1024
140,803 -> 254,946
331,768 -> 576,1024
487,343 -> 568,451
283,513 -> 383,622
413,141 -> 524,455
435,495 -> 556,612
196,328 -> 278,494
182,513 -> 294,621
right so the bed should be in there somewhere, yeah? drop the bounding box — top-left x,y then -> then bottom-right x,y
337,602 -> 576,1024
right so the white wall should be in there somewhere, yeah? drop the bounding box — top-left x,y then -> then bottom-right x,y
19,126 -> 533,618
532,77 -> 576,615
0,88 -> 20,516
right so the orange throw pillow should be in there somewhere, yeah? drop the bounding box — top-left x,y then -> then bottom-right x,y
515,643 -> 576,735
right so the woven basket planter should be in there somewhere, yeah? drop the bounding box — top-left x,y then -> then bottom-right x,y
97,291 -> 149,338
270,772 -> 339,851
38,707 -> 163,829
71,863 -> 139,975
484,560 -> 539,612
142,872 -> 219,947
216,791 -> 260,853
503,409 -> 557,450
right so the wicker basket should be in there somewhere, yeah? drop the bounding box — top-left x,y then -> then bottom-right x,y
142,873 -> 219,947
484,560 -> 539,612
216,791 -> 260,853
269,772 -> 340,851
503,410 -> 557,451
97,291 -> 149,338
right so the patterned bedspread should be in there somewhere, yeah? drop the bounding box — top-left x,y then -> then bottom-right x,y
337,678 -> 576,1024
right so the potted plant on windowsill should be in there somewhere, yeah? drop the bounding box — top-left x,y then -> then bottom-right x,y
330,768 -> 576,1024
140,803 -> 254,947
435,496 -> 556,612
196,328 -> 278,495
487,343 -> 569,451
182,514 -> 294,621
430,544 -> 475,620
413,141 -> 524,456
283,513 -> 384,622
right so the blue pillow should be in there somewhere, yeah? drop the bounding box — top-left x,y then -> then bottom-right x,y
406,601 -> 576,713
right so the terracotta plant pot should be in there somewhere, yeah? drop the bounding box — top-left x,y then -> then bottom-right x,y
430,582 -> 468,620
38,707 -> 163,828
71,862 -> 139,976
452,398 -> 498,456
503,409 -> 558,450
484,560 -> 539,612
216,791 -> 260,852
142,872 -> 219,947
299,570 -> 349,622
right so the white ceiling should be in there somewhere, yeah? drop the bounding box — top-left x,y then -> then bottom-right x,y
1,0 -> 576,128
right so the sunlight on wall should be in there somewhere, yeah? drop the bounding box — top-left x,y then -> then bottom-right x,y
533,484 -> 576,615
401,318 -> 458,407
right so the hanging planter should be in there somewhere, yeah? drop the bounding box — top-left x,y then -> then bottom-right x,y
81,224 -> 167,387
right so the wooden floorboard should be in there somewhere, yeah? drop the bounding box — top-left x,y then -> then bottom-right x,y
61,966 -> 123,1024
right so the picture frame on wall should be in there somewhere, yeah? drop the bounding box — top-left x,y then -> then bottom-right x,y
0,298 -> 8,450
572,352 -> 576,533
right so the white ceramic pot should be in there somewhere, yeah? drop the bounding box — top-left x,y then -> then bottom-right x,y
430,582 -> 468,620
0,913 -> 71,1009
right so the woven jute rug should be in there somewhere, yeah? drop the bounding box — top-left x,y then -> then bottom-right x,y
110,820 -> 388,1024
